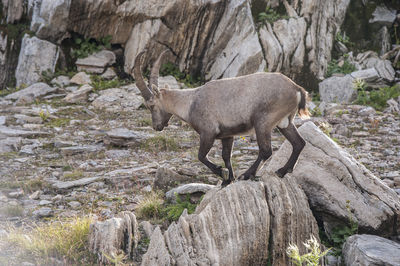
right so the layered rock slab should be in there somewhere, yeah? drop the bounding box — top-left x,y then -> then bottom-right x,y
142,178 -> 319,266
265,121 -> 400,236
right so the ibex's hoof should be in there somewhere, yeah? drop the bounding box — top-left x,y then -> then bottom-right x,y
238,173 -> 254,181
275,169 -> 287,178
221,168 -> 229,180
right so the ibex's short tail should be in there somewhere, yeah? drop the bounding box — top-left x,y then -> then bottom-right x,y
298,86 -> 310,119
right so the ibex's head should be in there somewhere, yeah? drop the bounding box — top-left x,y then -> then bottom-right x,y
133,50 -> 172,131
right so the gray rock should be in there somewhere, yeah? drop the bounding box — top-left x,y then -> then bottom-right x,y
60,144 -> 102,156
68,201 -> 81,209
30,0 -> 71,42
0,116 -> 7,125
104,128 -> 153,147
100,68 -> 117,80
159,76 -> 182,90
51,75 -> 70,88
89,212 -> 139,264
5,83 -> 57,100
265,122 -> 400,236
15,35 -> 59,87
70,72 -> 91,85
105,149 -> 131,159
139,221 -> 154,239
92,88 -> 142,113
319,75 -> 357,103
76,50 -> 116,74
63,84 -> 92,103
142,178 -> 319,265
33,207 -> 53,218
0,126 -> 49,138
350,68 -> 380,83
51,176 -> 103,190
153,167 -> 192,191
165,183 -> 216,201
369,5 -> 397,26
343,235 -> 400,266
356,51 -> 395,82
358,106 -> 376,116
39,200 -> 52,206
0,137 -> 22,153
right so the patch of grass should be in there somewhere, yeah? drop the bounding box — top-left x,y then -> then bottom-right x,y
335,31 -> 353,47
137,117 -> 152,127
38,109 -> 50,122
135,191 -> 164,220
257,6 -> 289,24
326,56 -> 356,78
354,83 -> 400,111
141,135 -> 180,152
163,194 -> 197,222
0,151 -> 18,160
46,117 -> 71,128
160,62 -> 202,88
62,170 -> 84,181
0,204 -> 24,217
5,216 -> 96,264
90,75 -> 126,91
286,235 -> 330,266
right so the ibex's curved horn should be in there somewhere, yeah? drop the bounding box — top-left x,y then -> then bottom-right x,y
149,49 -> 169,90
133,51 -> 153,101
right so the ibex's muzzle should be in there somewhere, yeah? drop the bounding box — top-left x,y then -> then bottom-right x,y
154,124 -> 164,131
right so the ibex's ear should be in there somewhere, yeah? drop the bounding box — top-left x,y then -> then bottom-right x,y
151,84 -> 160,97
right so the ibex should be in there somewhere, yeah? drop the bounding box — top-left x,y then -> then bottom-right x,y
133,50 -> 309,186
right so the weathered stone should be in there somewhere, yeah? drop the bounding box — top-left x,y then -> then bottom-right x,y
30,0 -> 71,42
76,50 -> 116,74
51,176 -> 103,190
63,84 -> 92,103
356,51 -> 395,82
51,75 -> 70,87
15,35 -> 59,87
139,221 -> 154,239
89,212 -> 139,263
350,68 -> 380,83
319,75 -> 357,103
60,144 -> 102,156
33,207 -> 53,218
265,122 -> 400,236
369,5 -> 397,26
104,128 -> 153,147
142,179 -> 319,265
91,88 -> 142,113
0,126 -> 49,138
165,183 -> 215,201
343,235 -> 400,266
153,167 -> 192,191
3,0 -> 24,23
5,83 -> 56,101
70,72 -> 91,85
0,137 -> 22,153
159,76 -> 182,90
100,68 -> 117,80
0,116 -> 6,126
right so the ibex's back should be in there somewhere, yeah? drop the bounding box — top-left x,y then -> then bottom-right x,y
133,51 -> 309,186
188,72 -> 308,139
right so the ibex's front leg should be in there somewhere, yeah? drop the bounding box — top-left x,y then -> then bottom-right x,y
198,134 -> 223,177
221,137 -> 234,186
239,125 -> 272,180
276,123 -> 305,177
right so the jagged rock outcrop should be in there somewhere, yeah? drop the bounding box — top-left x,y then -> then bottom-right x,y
258,0 -> 351,85
342,234 -> 400,266
15,35 -> 59,87
142,178 -> 319,266
89,211 -> 140,264
265,122 -> 400,236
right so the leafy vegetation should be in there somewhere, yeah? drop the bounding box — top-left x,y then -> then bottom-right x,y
90,75 -> 126,91
335,31 -> 353,47
160,62 -> 202,87
5,216 -> 96,264
326,56 -> 356,78
71,35 -> 112,59
257,6 -> 289,24
354,82 -> 400,111
286,235 -> 330,266
164,194 -> 197,222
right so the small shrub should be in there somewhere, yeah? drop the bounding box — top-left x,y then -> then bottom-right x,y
163,194 -> 197,222
326,57 -> 356,78
5,216 -> 96,264
354,84 -> 400,111
136,191 -> 164,220
335,31 -> 353,47
257,6 -> 289,24
71,35 -> 112,59
160,62 -> 201,87
38,109 -> 50,122
286,235 -> 330,266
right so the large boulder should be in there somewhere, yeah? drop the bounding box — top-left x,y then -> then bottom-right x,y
265,122 -> 400,236
30,0 -> 71,42
15,35 -> 59,87
342,234 -> 400,266
4,82 -> 57,101
319,75 -> 357,103
142,178 -> 319,266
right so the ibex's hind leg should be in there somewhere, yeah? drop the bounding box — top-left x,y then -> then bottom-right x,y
239,126 -> 272,180
221,137 -> 234,186
276,123 -> 306,178
198,134 -> 223,177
